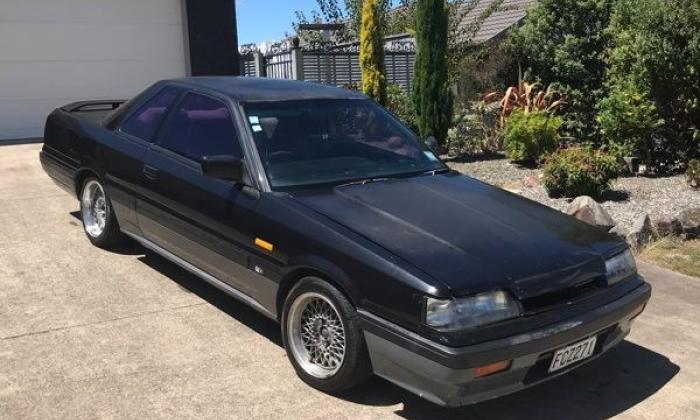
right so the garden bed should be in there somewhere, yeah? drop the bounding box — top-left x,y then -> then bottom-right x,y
447,155 -> 697,233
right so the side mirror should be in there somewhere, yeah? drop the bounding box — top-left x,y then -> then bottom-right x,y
201,155 -> 245,183
425,136 -> 439,153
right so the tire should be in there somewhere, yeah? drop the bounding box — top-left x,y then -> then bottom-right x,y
79,177 -> 123,248
281,277 -> 372,393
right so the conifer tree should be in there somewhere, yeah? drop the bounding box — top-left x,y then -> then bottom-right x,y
412,0 -> 452,145
359,0 -> 387,105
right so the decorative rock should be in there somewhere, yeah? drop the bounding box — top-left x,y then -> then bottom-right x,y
654,215 -> 683,237
626,214 -> 653,252
609,224 -> 629,240
525,175 -> 540,188
678,208 -> 700,240
566,196 -> 616,230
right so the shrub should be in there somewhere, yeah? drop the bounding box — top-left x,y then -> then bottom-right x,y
507,0 -> 617,142
447,101 -> 502,156
601,0 -> 700,170
453,42 -> 518,106
543,147 -> 621,198
596,82 -> 663,162
687,159 -> 700,189
386,84 -> 418,133
503,110 -> 562,163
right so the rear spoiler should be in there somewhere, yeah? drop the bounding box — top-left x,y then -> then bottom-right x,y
61,100 -> 127,113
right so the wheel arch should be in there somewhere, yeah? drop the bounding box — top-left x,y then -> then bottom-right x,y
73,167 -> 102,197
276,258 -> 360,320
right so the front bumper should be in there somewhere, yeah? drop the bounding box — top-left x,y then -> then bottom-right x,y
359,281 -> 651,407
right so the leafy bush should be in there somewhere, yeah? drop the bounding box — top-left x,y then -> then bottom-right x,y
596,82 -> 664,161
453,41 -> 519,106
507,0 -> 617,142
601,0 -> 700,170
543,147 -> 621,198
447,101 -> 502,156
385,84 -> 418,133
687,159 -> 700,189
503,110 -> 562,163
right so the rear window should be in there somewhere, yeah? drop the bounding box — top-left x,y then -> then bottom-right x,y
120,87 -> 180,141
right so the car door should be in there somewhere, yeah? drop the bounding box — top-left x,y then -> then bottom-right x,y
102,85 -> 181,235
136,91 -> 277,311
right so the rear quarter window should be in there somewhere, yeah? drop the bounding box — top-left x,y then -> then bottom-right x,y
120,87 -> 180,141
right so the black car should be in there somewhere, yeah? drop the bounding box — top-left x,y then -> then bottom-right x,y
40,77 -> 650,407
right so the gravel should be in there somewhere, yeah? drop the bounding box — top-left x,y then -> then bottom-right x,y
447,156 -> 699,232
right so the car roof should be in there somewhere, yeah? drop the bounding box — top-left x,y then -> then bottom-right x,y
165,77 -> 368,102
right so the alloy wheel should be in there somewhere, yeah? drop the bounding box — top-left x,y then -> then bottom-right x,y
287,292 -> 347,378
81,180 -> 109,238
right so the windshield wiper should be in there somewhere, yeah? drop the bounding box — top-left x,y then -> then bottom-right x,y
335,169 -> 448,188
335,177 -> 390,188
420,168 -> 451,176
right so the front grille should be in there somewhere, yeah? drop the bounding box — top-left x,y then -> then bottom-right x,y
521,277 -> 607,314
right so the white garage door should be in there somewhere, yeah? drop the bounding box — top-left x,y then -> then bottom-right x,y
0,0 -> 188,141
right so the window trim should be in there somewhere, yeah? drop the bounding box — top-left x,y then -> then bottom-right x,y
234,101 -> 271,192
153,90 -> 244,164
116,85 -> 185,143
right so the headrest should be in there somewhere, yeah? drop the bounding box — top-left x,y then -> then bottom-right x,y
185,107 -> 229,121
137,107 -> 165,124
259,117 -> 279,139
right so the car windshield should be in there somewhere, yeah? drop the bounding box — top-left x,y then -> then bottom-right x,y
243,99 -> 445,190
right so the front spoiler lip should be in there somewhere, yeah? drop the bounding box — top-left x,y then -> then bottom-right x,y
359,279 -> 651,369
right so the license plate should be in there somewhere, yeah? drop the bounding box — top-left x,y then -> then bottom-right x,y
548,336 -> 597,373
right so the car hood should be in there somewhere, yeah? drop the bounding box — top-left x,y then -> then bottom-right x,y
292,172 -> 625,299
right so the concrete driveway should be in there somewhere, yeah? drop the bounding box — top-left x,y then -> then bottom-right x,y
1,143 -> 698,419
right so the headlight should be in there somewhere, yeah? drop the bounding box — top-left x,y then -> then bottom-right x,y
425,290 -> 521,331
605,250 -> 637,285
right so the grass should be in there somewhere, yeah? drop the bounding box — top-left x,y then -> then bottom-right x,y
640,237 -> 700,279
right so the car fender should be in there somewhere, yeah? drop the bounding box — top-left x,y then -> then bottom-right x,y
278,254 -> 361,315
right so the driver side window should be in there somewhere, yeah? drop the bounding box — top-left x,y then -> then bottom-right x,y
158,93 -> 243,162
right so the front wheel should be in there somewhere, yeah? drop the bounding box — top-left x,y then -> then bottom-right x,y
79,177 -> 123,248
282,277 -> 372,393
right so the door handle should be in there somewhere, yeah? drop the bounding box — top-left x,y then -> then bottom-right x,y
142,165 -> 159,181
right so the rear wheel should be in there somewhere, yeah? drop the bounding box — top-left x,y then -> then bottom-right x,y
282,277 -> 372,393
79,177 -> 123,248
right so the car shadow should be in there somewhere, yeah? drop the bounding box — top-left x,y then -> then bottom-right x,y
132,246 -> 678,419
343,341 -> 679,419
599,189 -> 630,203
69,211 -> 154,255
137,249 -> 283,346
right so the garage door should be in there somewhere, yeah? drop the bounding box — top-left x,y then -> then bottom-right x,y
0,0 -> 188,141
